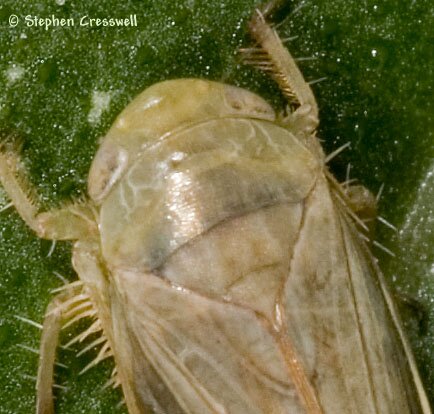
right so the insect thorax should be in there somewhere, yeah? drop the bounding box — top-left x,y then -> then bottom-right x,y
90,80 -> 319,277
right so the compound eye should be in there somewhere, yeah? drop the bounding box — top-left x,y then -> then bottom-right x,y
88,141 -> 128,204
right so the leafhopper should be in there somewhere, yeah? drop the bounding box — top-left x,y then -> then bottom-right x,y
0,4 -> 430,414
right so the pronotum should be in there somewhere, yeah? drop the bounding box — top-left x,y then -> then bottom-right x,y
0,2 -> 431,414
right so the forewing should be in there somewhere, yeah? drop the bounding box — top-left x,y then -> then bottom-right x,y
110,269 -> 306,414
283,176 -> 425,413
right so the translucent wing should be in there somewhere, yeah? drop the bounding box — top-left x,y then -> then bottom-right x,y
111,268 -> 306,414
283,176 -> 426,413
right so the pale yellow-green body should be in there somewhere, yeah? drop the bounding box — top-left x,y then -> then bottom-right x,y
0,10 -> 430,414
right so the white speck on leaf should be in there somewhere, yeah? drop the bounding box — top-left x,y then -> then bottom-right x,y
5,64 -> 25,85
88,91 -> 112,126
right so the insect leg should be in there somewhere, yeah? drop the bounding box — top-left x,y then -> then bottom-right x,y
36,289 -> 75,414
0,145 -> 96,240
327,170 -> 378,236
344,184 -> 377,224
244,5 -> 319,134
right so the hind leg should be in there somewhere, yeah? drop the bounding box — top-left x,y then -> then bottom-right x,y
242,4 -> 319,135
36,281 -> 96,414
36,290 -> 74,414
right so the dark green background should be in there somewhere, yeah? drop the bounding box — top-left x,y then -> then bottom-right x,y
0,1 -> 432,413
